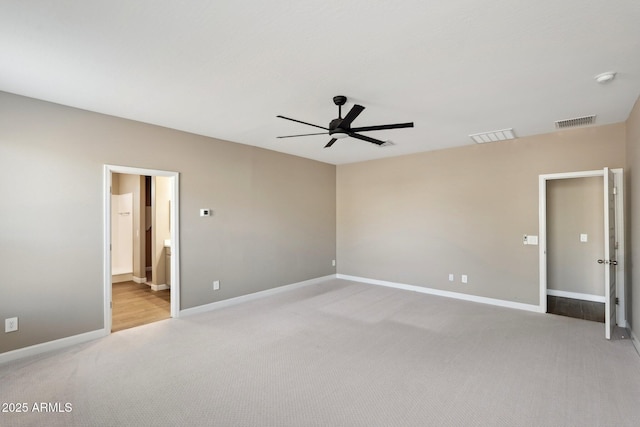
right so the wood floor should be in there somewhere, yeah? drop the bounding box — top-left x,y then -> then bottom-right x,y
112,281 -> 170,332
547,295 -> 605,323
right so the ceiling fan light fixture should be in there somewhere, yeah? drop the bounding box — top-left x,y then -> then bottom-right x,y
332,131 -> 349,139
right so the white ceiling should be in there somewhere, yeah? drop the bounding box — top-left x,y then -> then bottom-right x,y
2,1 -> 639,165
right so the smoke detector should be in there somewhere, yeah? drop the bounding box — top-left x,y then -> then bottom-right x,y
595,71 -> 616,84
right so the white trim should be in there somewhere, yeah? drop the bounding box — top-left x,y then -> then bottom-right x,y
0,329 -> 106,365
104,165 -> 181,335
180,275 -> 336,317
103,166 -> 112,334
539,174 -> 548,314
111,273 -> 133,283
132,276 -> 147,284
539,169 -> 605,180
612,168 -> 626,326
337,274 -> 543,313
539,169 -> 626,332
546,289 -> 605,303
150,283 -> 170,291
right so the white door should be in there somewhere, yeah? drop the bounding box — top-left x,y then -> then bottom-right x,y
111,193 -> 133,275
603,168 -> 616,340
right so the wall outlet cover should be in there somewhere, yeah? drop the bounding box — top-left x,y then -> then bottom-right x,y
5,317 -> 18,333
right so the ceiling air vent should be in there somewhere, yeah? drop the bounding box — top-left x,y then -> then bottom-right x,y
555,115 -> 596,129
469,128 -> 516,144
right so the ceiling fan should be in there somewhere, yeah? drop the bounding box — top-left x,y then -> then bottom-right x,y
277,95 -> 414,148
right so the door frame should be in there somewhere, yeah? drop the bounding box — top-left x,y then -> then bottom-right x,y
103,165 -> 181,333
538,168 -> 625,330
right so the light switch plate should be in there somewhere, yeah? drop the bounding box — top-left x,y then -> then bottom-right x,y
580,234 -> 588,242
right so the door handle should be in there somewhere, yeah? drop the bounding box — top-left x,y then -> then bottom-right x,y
598,259 -> 605,264
610,260 -> 618,266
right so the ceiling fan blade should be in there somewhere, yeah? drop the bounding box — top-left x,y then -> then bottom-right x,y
348,132 -> 386,145
350,122 -> 414,132
277,132 -> 329,139
324,138 -> 338,148
339,104 -> 365,128
276,115 -> 328,131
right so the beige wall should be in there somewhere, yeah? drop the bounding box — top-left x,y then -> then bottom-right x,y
547,177 -> 604,296
626,95 -> 640,343
151,176 -> 171,286
1,87 -> 635,357
0,91 -> 336,354
337,124 -> 625,305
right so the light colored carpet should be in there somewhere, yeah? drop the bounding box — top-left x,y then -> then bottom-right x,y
1,279 -> 640,426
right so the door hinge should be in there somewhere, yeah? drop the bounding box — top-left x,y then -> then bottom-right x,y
110,301 -> 113,309
613,187 -> 617,195
615,298 -> 619,305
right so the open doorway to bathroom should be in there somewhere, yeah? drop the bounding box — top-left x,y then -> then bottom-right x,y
104,165 -> 180,333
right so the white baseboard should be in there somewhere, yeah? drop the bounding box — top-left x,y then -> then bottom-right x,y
150,283 -> 169,291
133,276 -> 147,284
0,329 -> 106,365
180,274 -> 336,317
546,289 -> 605,303
112,273 -> 133,283
337,274 -> 543,313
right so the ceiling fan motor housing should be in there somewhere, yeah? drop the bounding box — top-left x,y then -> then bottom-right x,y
333,95 -> 347,106
329,118 -> 343,132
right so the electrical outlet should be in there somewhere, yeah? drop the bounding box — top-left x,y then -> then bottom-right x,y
461,275 -> 468,284
5,317 -> 18,333
448,274 -> 454,282
200,208 -> 212,217
213,280 -> 220,290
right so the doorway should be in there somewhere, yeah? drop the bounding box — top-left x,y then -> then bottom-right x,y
538,168 -> 625,339
545,176 -> 605,322
104,165 -> 180,333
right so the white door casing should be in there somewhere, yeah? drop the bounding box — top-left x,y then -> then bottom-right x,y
538,168 -> 625,339
603,167 -> 616,340
104,165 -> 180,335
